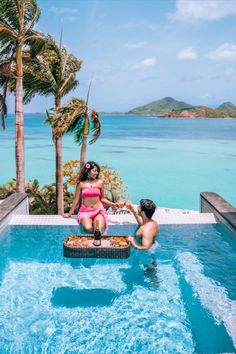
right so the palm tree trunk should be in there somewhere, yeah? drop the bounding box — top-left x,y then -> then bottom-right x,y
79,112 -> 88,172
55,97 -> 64,215
15,45 -> 25,193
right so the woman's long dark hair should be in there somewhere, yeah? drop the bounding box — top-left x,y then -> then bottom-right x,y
79,161 -> 100,182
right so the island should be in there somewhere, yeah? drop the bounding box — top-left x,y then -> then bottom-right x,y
126,97 -> 236,118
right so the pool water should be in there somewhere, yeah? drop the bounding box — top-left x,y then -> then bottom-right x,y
0,224 -> 236,353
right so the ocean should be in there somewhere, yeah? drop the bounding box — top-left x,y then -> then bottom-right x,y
1,114 -> 236,210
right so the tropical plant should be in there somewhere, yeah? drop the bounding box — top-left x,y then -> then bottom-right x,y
23,34 -> 82,215
0,0 -> 45,192
0,178 -> 74,215
46,97 -> 101,169
0,159 -> 128,214
63,160 -> 127,203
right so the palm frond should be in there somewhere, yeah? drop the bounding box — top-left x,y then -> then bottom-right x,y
0,23 -> 16,41
22,36 -> 81,103
89,110 -> 101,144
0,0 -> 20,32
45,98 -> 101,146
23,55 -> 58,101
73,118 -> 86,145
25,30 -> 46,57
23,6 -> 41,34
0,58 -> 15,129
45,98 -> 86,138
0,39 -> 15,57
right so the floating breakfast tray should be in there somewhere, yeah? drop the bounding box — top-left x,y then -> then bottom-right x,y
63,235 -> 131,259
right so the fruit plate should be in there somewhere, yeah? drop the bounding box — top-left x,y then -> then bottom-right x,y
63,235 -> 131,258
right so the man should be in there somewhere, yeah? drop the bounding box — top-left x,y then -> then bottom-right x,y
126,199 -> 159,250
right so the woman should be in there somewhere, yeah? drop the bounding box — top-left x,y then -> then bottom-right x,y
64,161 -> 124,232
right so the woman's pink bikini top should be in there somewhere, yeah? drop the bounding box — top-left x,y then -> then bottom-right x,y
81,187 -> 101,198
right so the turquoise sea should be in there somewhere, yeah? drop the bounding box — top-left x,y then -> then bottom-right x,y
0,114 -> 236,210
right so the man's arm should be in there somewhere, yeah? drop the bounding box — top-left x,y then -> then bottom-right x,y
127,235 -> 153,250
125,201 -> 143,225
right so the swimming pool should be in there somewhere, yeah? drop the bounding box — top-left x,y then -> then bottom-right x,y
0,224 -> 235,353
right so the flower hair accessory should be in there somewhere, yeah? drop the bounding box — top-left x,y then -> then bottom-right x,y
85,163 -> 90,169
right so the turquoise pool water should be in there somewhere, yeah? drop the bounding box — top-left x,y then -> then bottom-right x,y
1,114 -> 236,210
0,224 -> 236,352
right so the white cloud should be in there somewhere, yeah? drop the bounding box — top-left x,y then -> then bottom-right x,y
170,0 -> 236,22
134,57 -> 156,69
208,43 -> 236,60
176,47 -> 198,60
200,93 -> 210,99
50,7 -> 79,15
121,21 -> 159,31
124,42 -> 147,49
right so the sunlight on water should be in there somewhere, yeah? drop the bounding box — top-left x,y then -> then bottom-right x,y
0,261 -> 194,353
0,224 -> 235,352
177,252 -> 236,348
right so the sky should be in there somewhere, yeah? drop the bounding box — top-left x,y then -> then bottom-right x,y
8,0 -> 236,113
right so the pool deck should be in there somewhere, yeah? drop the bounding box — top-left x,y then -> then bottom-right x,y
10,207 -> 216,226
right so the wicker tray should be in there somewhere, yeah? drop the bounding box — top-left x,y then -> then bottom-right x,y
63,235 -> 131,259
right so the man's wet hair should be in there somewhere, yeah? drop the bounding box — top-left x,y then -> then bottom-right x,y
140,199 -> 156,219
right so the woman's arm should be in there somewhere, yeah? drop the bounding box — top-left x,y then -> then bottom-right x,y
100,183 -> 124,208
64,183 -> 81,217
101,198 -> 124,208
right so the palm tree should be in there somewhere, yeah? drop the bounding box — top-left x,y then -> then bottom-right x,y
46,97 -> 101,168
23,35 -> 82,214
0,0 -> 45,192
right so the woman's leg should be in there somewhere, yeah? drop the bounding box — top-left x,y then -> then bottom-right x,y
94,214 -> 105,232
80,217 -> 93,233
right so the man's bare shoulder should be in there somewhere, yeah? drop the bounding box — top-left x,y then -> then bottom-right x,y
144,219 -> 159,235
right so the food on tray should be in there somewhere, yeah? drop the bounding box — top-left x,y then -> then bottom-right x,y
109,237 -> 129,248
66,235 -> 90,247
65,235 -> 129,248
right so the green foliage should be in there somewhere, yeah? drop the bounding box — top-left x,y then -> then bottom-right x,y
217,102 -> 236,117
23,34 -> 82,104
0,0 -> 45,128
46,99 -> 101,144
0,179 -> 74,215
63,160 -> 127,203
127,97 -> 236,118
166,107 -> 232,118
0,159 -> 128,213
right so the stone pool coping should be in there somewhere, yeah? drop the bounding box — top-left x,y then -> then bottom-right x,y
0,193 -> 28,232
201,192 -> 236,235
10,207 -> 216,226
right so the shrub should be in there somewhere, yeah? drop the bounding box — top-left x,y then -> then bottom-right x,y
0,162 -> 128,214
63,159 -> 127,202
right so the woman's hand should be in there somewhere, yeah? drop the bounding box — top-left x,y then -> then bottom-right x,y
63,213 -> 72,218
115,201 -> 125,208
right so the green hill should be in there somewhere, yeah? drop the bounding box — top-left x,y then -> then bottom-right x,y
217,102 -> 236,117
127,97 -> 194,115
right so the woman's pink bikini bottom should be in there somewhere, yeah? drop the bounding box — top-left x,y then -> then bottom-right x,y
78,203 -> 108,232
